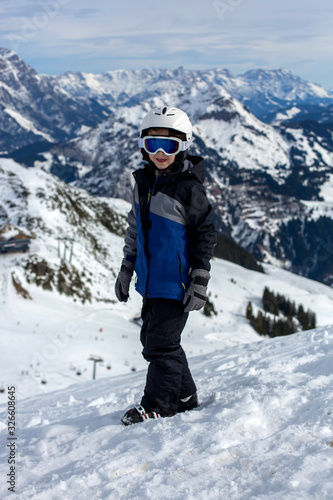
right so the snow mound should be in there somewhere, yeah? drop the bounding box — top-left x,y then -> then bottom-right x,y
0,326 -> 332,499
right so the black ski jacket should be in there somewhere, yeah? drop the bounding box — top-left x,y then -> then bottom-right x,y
123,155 -> 216,300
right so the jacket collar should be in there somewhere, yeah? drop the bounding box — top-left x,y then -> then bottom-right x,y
133,155 -> 205,186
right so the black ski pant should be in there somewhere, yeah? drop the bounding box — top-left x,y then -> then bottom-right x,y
140,298 -> 196,416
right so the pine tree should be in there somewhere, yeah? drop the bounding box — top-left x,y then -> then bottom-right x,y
297,305 -> 306,328
246,301 -> 253,321
246,287 -> 317,338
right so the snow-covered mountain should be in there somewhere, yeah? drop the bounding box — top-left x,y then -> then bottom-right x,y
1,47 -> 333,155
1,157 -> 333,498
33,84 -> 333,286
1,157 -> 333,396
1,159 -> 333,497
234,68 -> 333,120
0,48 -> 110,153
1,48 -> 333,286
53,65 -> 333,122
36,80 -> 333,198
0,158 -> 130,305
1,51 -> 333,499
261,103 -> 333,125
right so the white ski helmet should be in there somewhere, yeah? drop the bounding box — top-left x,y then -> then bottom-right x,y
140,106 -> 192,141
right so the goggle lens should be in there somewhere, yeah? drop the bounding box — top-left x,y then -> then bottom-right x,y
138,136 -> 192,156
145,137 -> 180,155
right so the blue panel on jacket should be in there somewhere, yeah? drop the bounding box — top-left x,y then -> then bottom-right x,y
134,205 -> 190,300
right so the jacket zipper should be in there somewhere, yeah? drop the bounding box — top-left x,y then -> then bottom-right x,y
178,253 -> 186,292
144,175 -> 159,297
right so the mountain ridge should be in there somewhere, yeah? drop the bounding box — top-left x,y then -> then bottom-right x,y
30,83 -> 333,285
1,48 -> 333,286
1,47 -> 333,154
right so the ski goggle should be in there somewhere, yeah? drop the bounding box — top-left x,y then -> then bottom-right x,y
138,136 -> 192,156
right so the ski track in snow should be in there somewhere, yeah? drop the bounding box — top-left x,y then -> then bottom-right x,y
0,327 -> 332,499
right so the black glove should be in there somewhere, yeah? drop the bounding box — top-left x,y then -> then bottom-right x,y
183,269 -> 210,312
115,259 -> 135,302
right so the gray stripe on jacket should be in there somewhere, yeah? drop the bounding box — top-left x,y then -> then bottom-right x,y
150,191 -> 188,226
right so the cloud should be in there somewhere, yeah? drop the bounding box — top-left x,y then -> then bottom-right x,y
0,0 -> 332,88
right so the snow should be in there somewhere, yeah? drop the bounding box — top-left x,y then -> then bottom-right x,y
0,323 -> 332,499
319,174 -> 333,204
1,158 -> 333,498
2,249 -> 333,399
308,82 -> 332,99
275,107 -> 301,121
4,108 -> 54,142
53,66 -> 333,109
1,251 -> 333,498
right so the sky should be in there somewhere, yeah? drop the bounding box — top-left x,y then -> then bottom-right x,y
0,0 -> 332,89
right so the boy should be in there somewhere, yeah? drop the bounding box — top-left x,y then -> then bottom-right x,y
115,106 -> 216,425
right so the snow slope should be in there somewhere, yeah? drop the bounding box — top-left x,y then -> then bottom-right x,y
1,251 -> 333,498
0,325 -> 332,499
1,252 -> 333,399
1,159 -> 333,498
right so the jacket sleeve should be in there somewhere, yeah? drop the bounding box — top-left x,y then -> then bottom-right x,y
122,187 -> 137,265
186,183 -> 216,271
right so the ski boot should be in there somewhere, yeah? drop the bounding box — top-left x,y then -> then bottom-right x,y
177,393 -> 198,413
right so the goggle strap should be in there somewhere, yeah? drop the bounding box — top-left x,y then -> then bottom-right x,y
182,139 -> 192,150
